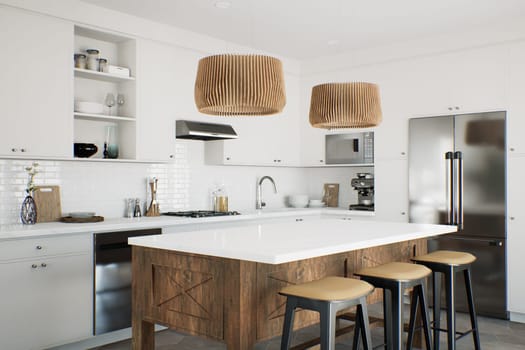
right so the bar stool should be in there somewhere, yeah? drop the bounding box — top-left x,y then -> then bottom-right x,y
279,276 -> 374,350
354,262 -> 432,350
411,250 -> 481,350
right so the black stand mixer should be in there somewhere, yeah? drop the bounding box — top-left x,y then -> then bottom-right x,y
349,173 -> 374,211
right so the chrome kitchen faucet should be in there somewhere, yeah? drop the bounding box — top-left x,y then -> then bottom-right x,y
256,176 -> 277,209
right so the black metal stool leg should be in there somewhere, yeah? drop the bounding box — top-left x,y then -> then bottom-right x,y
464,268 -> 481,350
320,302 -> 336,350
353,305 -> 362,350
433,271 -> 442,350
359,298 -> 372,350
384,289 -> 393,350
406,288 -> 419,350
445,268 -> 456,350
418,283 -> 433,350
391,283 -> 403,350
281,297 -> 297,350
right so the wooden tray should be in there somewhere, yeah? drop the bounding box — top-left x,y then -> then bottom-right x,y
60,216 -> 104,223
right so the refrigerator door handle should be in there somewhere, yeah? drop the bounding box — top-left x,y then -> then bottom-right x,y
445,151 -> 455,225
454,151 -> 464,230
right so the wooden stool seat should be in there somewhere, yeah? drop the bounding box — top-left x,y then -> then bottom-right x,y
279,276 -> 374,350
412,250 -> 476,266
355,262 -> 432,350
355,262 -> 431,281
280,276 -> 374,301
412,250 -> 481,350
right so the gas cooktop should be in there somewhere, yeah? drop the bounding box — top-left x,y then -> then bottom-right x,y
162,210 -> 241,218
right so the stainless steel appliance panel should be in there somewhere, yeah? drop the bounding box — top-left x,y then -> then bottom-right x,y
94,228 -> 161,335
409,111 -> 507,319
454,112 -> 506,238
325,132 -> 374,164
428,235 -> 507,319
408,116 -> 454,225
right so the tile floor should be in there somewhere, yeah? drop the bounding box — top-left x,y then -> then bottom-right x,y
91,305 -> 525,350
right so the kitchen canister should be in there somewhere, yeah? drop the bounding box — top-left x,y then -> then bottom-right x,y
74,53 -> 87,69
98,58 -> 108,73
86,49 -> 100,71
212,185 -> 228,212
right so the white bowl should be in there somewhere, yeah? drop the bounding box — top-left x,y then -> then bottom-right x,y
289,194 -> 309,208
75,101 -> 104,114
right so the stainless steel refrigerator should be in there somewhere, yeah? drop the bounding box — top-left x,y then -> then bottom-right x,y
408,111 -> 507,319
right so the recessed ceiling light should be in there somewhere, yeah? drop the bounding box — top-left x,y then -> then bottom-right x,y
214,1 -> 231,9
327,39 -> 340,46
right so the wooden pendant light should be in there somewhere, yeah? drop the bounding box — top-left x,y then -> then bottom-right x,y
309,82 -> 382,128
194,54 -> 286,116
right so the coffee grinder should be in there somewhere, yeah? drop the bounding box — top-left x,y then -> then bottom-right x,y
349,173 -> 374,211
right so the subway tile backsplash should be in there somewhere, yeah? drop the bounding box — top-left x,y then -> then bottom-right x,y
0,144 -> 190,225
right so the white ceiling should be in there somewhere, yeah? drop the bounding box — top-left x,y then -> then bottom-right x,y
80,0 -> 525,59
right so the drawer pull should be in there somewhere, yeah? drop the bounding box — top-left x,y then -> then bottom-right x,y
31,264 -> 38,269
41,263 -> 47,268
36,245 -> 42,250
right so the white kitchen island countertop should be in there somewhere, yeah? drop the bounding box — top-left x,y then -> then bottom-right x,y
128,218 -> 457,264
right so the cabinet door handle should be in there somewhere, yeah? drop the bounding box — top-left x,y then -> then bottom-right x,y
11,148 -> 17,152
36,245 -> 42,250
31,264 -> 38,269
41,263 -> 47,268
20,148 -> 26,153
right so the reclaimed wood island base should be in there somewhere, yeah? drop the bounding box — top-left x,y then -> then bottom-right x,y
130,219 -> 456,349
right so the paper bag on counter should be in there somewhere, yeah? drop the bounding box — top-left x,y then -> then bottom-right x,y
323,183 -> 339,207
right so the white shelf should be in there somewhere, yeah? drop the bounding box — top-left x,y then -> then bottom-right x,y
73,112 -> 135,122
74,68 -> 135,83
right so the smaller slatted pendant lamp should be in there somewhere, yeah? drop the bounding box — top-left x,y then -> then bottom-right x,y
309,82 -> 382,128
194,54 -> 286,116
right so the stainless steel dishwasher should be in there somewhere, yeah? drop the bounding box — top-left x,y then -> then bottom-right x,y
94,228 -> 161,335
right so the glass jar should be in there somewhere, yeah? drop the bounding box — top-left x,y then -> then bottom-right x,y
98,58 -> 108,73
74,53 -> 87,69
86,49 -> 100,71
213,185 -> 228,212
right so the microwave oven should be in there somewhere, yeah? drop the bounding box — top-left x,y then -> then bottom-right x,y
325,132 -> 374,164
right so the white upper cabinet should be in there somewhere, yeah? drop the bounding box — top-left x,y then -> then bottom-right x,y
135,39 -> 200,161
508,42 -> 525,154
0,6 -> 73,158
408,47 -> 507,117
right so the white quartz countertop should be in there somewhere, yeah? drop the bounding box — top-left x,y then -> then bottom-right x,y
0,207 -> 372,241
128,218 -> 457,264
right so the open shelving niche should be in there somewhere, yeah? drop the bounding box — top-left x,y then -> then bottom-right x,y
73,26 -> 137,161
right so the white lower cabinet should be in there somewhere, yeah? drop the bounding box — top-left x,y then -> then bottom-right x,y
507,155 -> 525,318
0,235 -> 92,350
374,158 -> 408,222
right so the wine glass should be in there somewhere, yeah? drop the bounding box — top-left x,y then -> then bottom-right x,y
105,93 -> 116,116
117,94 -> 125,116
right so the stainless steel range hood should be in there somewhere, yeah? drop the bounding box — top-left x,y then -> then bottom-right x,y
176,120 -> 238,140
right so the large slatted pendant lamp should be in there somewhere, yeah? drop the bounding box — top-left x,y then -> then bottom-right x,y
309,82 -> 382,128
194,54 -> 286,116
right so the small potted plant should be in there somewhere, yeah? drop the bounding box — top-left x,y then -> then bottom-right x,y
20,162 -> 39,224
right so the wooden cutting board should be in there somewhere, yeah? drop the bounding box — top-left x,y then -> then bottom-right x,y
323,183 -> 339,207
33,186 -> 62,223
